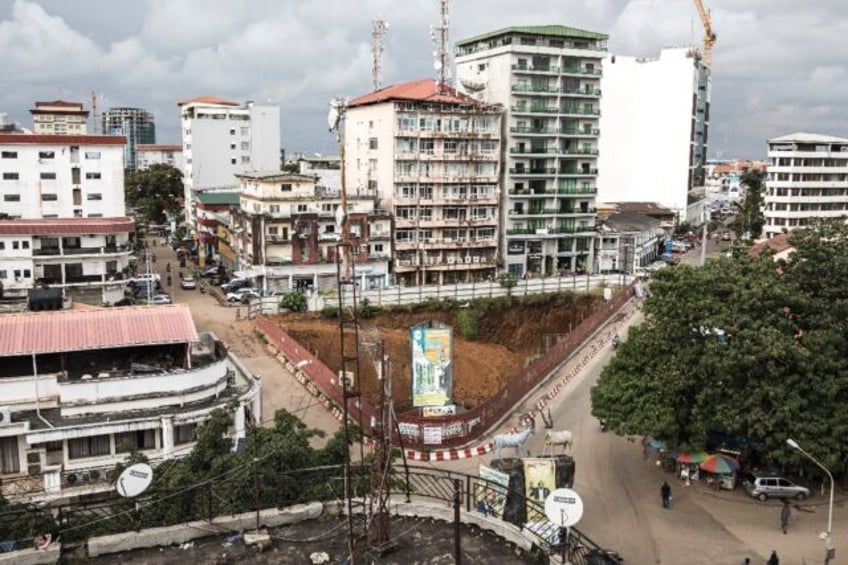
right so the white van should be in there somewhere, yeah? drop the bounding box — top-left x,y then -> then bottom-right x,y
129,273 -> 161,284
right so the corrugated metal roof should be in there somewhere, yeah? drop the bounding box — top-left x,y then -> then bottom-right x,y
456,25 -> 608,47
0,304 -> 198,357
0,217 -> 134,236
768,132 -> 848,144
196,191 -> 240,206
177,95 -> 239,107
137,144 -> 182,152
0,134 -> 126,145
348,79 -> 479,108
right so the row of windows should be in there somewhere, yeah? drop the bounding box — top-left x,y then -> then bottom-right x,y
1,150 -> 101,159
0,240 -> 30,250
3,172 -> 102,180
3,193 -> 102,202
0,269 -> 32,279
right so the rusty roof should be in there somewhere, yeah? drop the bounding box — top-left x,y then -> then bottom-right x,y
0,217 -> 134,235
0,304 -> 199,357
0,134 -> 125,145
177,95 -> 239,107
348,78 -> 479,108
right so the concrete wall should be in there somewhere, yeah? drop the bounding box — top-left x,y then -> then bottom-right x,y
0,543 -> 61,565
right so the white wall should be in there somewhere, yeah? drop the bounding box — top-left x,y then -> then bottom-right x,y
597,48 -> 699,218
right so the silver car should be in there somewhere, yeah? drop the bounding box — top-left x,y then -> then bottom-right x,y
742,472 -> 810,501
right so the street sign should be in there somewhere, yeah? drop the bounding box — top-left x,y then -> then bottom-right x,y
544,487 -> 584,528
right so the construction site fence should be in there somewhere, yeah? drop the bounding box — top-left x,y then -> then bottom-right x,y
255,283 -> 634,449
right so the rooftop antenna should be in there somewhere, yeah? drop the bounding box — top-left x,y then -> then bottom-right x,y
90,90 -> 99,134
430,0 -> 452,93
371,19 -> 390,91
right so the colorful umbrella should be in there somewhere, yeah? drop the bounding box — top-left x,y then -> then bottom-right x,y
672,451 -> 709,464
699,454 -> 740,474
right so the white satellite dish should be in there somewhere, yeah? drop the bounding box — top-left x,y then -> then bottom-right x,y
434,61 -> 443,71
116,462 -> 154,498
327,104 -> 340,132
544,488 -> 584,528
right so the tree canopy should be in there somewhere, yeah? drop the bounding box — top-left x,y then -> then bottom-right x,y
591,220 -> 848,475
730,169 -> 766,239
125,164 -> 184,223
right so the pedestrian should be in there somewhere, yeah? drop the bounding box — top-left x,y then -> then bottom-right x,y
780,501 -> 791,534
767,550 -> 779,565
660,481 -> 671,508
741,558 -> 750,565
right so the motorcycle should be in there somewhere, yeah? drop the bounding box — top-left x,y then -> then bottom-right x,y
611,335 -> 620,349
599,419 -> 608,432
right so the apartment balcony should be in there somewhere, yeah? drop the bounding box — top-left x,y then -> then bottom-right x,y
561,127 -> 601,137
560,147 -> 599,157
511,64 -> 561,74
511,105 -> 560,116
505,225 -> 595,236
266,235 -> 291,244
509,147 -> 559,155
560,107 -> 601,117
511,84 -> 560,96
561,66 -> 602,77
369,231 -> 391,240
36,273 -> 125,286
560,168 -> 599,176
765,208 -> 848,219
508,187 -> 597,197
509,167 -> 557,177
554,185 -> 598,195
561,88 -> 602,98
509,208 -> 596,218
510,126 -> 559,135
32,244 -> 133,258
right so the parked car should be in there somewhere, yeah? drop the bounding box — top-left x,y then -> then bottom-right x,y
128,273 -> 161,285
221,278 -> 251,293
226,288 -> 260,303
180,276 -> 197,290
721,232 -> 732,241
646,261 -> 668,272
201,266 -> 223,278
138,294 -> 172,305
742,472 -> 810,501
633,267 -> 651,280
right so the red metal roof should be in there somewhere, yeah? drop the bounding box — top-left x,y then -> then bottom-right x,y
33,100 -> 84,108
348,78 -> 479,108
0,304 -> 199,357
177,95 -> 239,107
137,144 -> 182,152
0,217 -> 135,236
0,134 -> 126,145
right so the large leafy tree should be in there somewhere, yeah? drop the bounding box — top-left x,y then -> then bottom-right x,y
730,168 -> 766,239
592,220 -> 848,474
125,164 -> 184,223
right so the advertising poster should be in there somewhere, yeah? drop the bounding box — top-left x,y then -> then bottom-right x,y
475,464 -> 510,519
410,323 -> 454,407
523,458 -> 556,521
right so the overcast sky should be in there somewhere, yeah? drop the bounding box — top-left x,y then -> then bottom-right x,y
1,0 -> 846,159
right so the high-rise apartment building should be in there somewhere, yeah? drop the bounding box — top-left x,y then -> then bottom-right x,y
456,25 -> 606,277
597,47 -> 711,224
29,101 -> 89,135
101,107 -> 156,170
178,96 -> 281,227
345,79 -> 503,286
764,133 -> 848,238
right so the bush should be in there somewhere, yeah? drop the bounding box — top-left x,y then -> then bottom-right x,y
280,292 -> 307,312
320,305 -> 339,319
456,308 -> 479,340
359,298 -> 378,319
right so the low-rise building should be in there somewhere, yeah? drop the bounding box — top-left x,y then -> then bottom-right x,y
136,144 -> 183,171
29,101 -> 89,136
194,190 -> 239,268
0,304 -> 261,500
230,172 -> 391,292
595,212 -> 663,273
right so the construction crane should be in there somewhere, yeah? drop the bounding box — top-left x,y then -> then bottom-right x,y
693,0 -> 716,67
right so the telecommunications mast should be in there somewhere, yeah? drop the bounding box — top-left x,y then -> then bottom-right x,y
371,19 -> 390,91
430,0 -> 452,93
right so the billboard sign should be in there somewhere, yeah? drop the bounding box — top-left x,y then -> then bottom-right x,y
524,458 -> 556,522
411,323 -> 454,407
475,464 -> 510,519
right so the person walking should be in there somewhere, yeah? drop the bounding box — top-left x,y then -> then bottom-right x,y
660,481 -> 671,508
780,501 -> 791,534
767,550 -> 779,565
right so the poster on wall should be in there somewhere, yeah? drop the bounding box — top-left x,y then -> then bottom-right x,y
410,323 -> 454,407
475,464 -> 510,519
523,458 -> 556,521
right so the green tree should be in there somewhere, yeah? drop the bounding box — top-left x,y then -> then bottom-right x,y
730,169 -> 766,240
125,164 -> 184,223
591,223 -> 848,473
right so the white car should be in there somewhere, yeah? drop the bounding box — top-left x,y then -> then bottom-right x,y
647,261 -> 668,272
138,294 -> 171,305
129,273 -> 161,284
226,288 -> 260,303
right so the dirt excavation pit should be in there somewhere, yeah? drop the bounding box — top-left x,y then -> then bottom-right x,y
270,293 -> 601,414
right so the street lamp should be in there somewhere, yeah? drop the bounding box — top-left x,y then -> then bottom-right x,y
787,438 -> 834,564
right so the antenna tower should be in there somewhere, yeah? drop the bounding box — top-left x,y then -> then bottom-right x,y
90,90 -> 99,134
371,19 -> 390,91
430,0 -> 452,93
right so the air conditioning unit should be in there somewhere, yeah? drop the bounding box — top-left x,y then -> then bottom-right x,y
66,471 -> 89,484
447,257 -> 455,264
0,407 -> 11,425
472,256 -> 481,263
464,256 -> 472,264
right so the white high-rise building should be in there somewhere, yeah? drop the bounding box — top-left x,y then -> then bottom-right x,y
345,78 -> 503,286
29,100 -> 89,135
178,96 -> 281,226
597,47 -> 711,224
456,25 -> 606,277
0,133 -> 133,304
764,133 -> 848,238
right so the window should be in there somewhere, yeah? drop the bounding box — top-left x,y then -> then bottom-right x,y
115,430 -> 157,453
297,204 -> 307,212
21,241 -> 29,249
0,437 -> 20,474
230,143 -> 236,150
0,242 -> 4,249
40,172 -> 57,180
84,151 -> 101,159
87,193 -> 103,201
230,158 -> 237,165
0,270 -> 6,279
478,63 -> 487,71
38,151 -> 55,159
268,226 -> 278,235
241,142 -> 250,150
269,205 -> 280,213
1,151 -> 17,159
369,138 -> 378,150
174,424 -> 196,445
2,173 -> 19,180
280,183 -> 292,192
230,128 -> 236,135
241,156 -> 250,164
41,193 -> 58,201
12,241 -> 18,250
68,435 -> 111,459
85,172 -> 102,180
240,127 -> 249,136
3,194 -> 20,202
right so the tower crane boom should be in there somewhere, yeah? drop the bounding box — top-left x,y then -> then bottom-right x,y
693,0 -> 716,67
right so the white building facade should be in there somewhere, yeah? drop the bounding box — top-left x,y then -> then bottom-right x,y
764,133 -> 848,238
0,305 -> 261,501
29,101 -> 89,136
345,79 -> 503,286
136,144 -> 184,171
179,97 -> 281,227
0,134 -> 133,304
456,25 -> 606,277
597,47 -> 711,223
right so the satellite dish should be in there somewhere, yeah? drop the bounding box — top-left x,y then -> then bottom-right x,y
544,488 -> 584,528
384,21 -> 390,29
116,463 -> 154,498
434,61 -> 443,71
327,104 -> 340,132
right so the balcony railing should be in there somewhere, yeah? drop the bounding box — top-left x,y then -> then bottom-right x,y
511,106 -> 559,114
561,148 -> 599,156
561,65 -> 602,76
32,245 -> 132,256
560,107 -> 601,116
509,168 -> 557,175
509,147 -> 559,154
510,127 -> 559,134
511,64 -> 560,73
560,168 -> 599,175
561,127 -> 601,136
561,88 -> 602,97
511,84 -> 560,93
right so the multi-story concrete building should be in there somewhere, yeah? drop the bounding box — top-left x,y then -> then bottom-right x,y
136,143 -> 184,171
0,133 -> 133,304
101,107 -> 156,170
195,190 -> 239,268
178,96 -> 281,226
455,25 -> 606,277
597,47 -> 711,225
230,172 -> 390,291
345,79 -> 502,286
764,132 -> 848,238
29,101 -> 89,135
0,304 -> 261,500
595,212 -> 663,273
